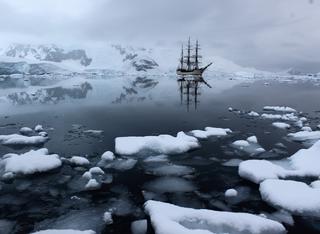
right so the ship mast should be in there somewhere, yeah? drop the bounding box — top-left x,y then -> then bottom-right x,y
180,44 -> 184,69
187,37 -> 191,71
195,40 -> 199,69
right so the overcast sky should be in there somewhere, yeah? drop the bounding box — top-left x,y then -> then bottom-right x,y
0,0 -> 319,72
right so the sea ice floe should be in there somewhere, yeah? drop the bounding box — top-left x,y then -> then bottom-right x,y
239,139 -> 320,183
143,155 -> 168,163
32,230 -> 95,234
225,188 -> 238,198
288,130 -> 320,143
38,131 -> 48,137
89,167 -> 104,175
248,111 -> 260,117
103,158 -> 137,171
115,131 -> 199,155
272,122 -> 290,129
260,179 -> 320,217
131,220 -> 147,234
190,127 -> 232,139
1,148 -> 61,177
221,158 -> 243,167
261,113 -> 298,121
102,211 -> 113,225
145,164 -> 194,176
19,127 -> 33,136
301,126 -> 312,132
231,136 -> 265,156
260,210 -> 294,226
70,156 -> 90,166
144,177 -> 196,193
144,200 -> 286,234
85,179 -> 101,190
263,106 -> 296,112
0,134 -> 48,146
35,124 -> 44,132
101,151 -> 115,161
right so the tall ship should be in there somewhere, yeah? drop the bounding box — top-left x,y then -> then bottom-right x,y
176,38 -> 212,76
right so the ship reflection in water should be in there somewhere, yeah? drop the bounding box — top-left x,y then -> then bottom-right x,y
177,76 -> 211,111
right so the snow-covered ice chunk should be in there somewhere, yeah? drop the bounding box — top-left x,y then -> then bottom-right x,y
231,136 -> 265,156
70,156 -> 90,166
145,164 -> 194,176
301,126 -> 312,132
34,124 -> 44,132
1,148 -> 61,176
85,179 -> 100,190
82,171 -> 92,180
144,200 -> 286,234
239,140 -> 320,183
101,151 -> 115,161
38,131 -> 48,137
272,122 -> 290,129
260,179 -> 320,217
89,167 -> 104,175
104,158 -> 137,171
19,127 -> 33,136
190,127 -> 232,139
261,113 -> 298,121
263,106 -> 296,112
248,111 -> 260,117
288,130 -> 320,142
144,177 -> 196,193
32,230 -> 95,234
103,211 -> 113,225
131,220 -> 147,234
0,134 -> 48,146
261,210 -> 294,226
225,189 -> 238,198
115,131 -> 199,155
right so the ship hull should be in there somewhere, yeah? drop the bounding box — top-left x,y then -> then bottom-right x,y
176,69 -> 204,76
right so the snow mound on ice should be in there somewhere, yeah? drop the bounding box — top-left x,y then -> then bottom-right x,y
231,136 -> 265,156
70,156 -> 90,166
144,200 -> 286,234
260,179 -> 320,217
261,113 -> 298,121
1,148 -> 61,176
0,133 -> 48,146
190,127 -> 232,139
115,131 -> 199,155
288,130 -> 320,142
272,122 -> 290,129
263,106 -> 296,112
239,140 -> 320,183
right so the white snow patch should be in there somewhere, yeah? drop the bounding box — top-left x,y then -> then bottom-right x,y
248,111 -> 260,117
1,148 -> 61,176
261,113 -> 298,121
0,134 -> 48,145
225,189 -> 238,198
85,179 -> 100,190
115,131 -> 199,155
70,156 -> 90,166
19,127 -> 33,135
231,136 -> 265,156
144,200 -> 286,234
288,130 -> 320,142
272,122 -> 290,129
35,124 -> 44,132
89,167 -> 104,175
190,127 -> 232,139
263,106 -> 296,112
260,179 -> 320,217
101,151 -> 115,161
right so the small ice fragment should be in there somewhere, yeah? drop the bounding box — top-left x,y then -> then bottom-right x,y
85,179 -> 101,190
248,111 -> 259,117
131,220 -> 147,234
89,167 -> 104,175
225,189 -> 238,198
103,211 -> 113,225
272,122 -> 290,129
35,124 -> 44,132
19,127 -> 33,136
70,156 -> 90,166
101,151 -> 115,161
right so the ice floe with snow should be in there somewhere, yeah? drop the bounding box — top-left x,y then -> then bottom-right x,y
103,158 -> 137,171
260,179 -> 320,217
239,140 -> 320,183
190,127 -> 232,139
248,111 -> 260,117
144,200 -> 286,234
288,130 -> 320,144
0,148 -> 61,177
115,131 -> 199,155
69,156 -> 90,167
231,136 -> 265,156
261,113 -> 299,121
0,133 -> 48,146
272,122 -> 290,129
263,106 -> 296,112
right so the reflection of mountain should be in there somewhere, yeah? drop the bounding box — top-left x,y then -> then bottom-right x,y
7,82 -> 92,105
113,77 -> 158,103
4,44 -> 92,66
0,61 -> 67,75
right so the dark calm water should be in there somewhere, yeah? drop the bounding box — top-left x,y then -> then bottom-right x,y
0,75 -> 320,233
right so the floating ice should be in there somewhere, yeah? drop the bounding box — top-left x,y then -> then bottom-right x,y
89,167 -> 104,175
32,230 -> 95,234
131,220 -> 147,234
0,134 -> 48,146
260,179 -> 320,217
239,140 -> 320,183
225,188 -> 238,198
19,127 -> 33,135
143,155 -> 168,163
272,122 -> 290,129
263,106 -> 296,112
38,131 -> 48,137
231,136 -> 265,156
190,127 -> 232,139
261,113 -> 298,121
83,130 -> 103,137
103,211 -> 113,225
115,131 -> 199,155
288,130 -> 320,142
222,159 -> 243,167
104,158 -> 137,171
145,164 -> 194,176
35,124 -> 44,132
70,156 -> 90,166
144,177 -> 196,193
85,179 -> 100,190
261,210 -> 294,226
301,126 -> 312,132
144,200 -> 286,234
248,111 -> 260,117
82,171 -> 92,180
101,151 -> 115,161
1,148 -> 61,177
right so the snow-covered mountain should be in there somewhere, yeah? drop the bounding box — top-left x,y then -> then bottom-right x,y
3,44 -> 92,67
